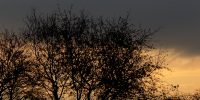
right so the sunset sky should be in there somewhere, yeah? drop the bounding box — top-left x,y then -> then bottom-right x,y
1,0 -> 200,93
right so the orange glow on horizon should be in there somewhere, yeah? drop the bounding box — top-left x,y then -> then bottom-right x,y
162,49 -> 200,93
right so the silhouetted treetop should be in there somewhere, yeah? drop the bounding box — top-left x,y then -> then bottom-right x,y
25,10 -> 155,49
22,8 -> 165,100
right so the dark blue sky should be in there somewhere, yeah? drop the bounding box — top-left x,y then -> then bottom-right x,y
1,0 -> 200,55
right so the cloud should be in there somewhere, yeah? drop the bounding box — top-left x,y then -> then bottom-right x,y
0,0 -> 200,55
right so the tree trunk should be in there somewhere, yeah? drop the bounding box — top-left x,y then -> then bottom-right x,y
52,83 -> 59,100
76,90 -> 81,100
87,89 -> 92,100
9,90 -> 13,100
0,93 -> 3,100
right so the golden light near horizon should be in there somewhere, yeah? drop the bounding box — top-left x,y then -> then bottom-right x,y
162,49 -> 200,93
0,0 -> 200,99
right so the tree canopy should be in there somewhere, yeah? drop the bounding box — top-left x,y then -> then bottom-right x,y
0,9 -> 173,100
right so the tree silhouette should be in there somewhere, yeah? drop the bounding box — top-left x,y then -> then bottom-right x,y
24,11 -> 70,100
23,9 -> 165,99
33,37 -> 68,100
0,32 -> 33,100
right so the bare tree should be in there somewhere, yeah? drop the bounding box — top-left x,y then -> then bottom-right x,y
24,9 -> 165,100
63,16 -> 164,99
24,10 -> 70,100
0,32 -> 33,100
